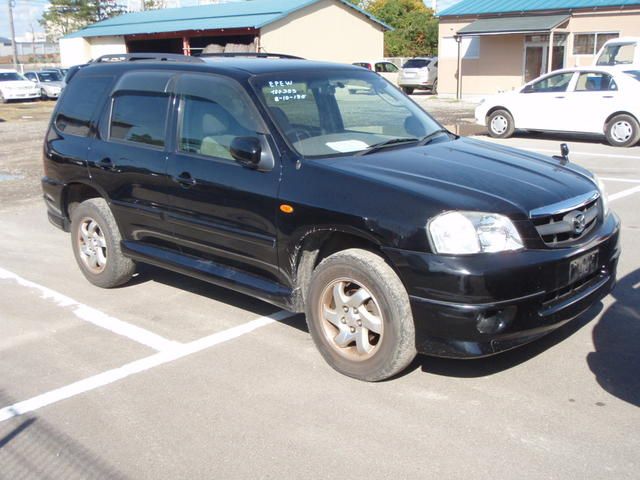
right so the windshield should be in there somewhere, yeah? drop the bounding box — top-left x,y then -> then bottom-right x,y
625,70 -> 640,81
597,43 -> 636,65
403,59 -> 431,69
252,69 -> 443,157
0,72 -> 26,82
37,71 -> 62,82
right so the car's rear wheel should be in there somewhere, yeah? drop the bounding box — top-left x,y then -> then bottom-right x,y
402,87 -> 414,95
305,249 -> 416,381
70,198 -> 136,288
487,109 -> 515,138
432,79 -> 438,95
605,114 -> 640,147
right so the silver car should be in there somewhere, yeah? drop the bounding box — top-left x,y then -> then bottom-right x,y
23,70 -> 64,100
398,57 -> 438,95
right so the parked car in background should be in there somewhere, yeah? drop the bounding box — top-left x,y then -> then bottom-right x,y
42,67 -> 69,78
476,66 -> 640,147
352,60 -> 399,85
0,69 -> 40,103
596,37 -> 640,68
398,57 -> 438,95
24,70 -> 64,100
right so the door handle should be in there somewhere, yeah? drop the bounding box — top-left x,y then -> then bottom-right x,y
173,171 -> 197,188
97,157 -> 115,171
554,96 -> 565,99
602,95 -> 614,98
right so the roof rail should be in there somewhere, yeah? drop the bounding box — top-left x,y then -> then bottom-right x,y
93,53 -> 204,64
199,52 -> 304,60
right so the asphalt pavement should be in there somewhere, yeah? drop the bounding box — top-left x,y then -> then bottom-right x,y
0,105 -> 639,479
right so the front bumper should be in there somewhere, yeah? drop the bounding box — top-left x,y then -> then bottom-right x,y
2,90 -> 40,100
42,176 -> 70,231
43,89 -> 61,98
384,213 -> 621,358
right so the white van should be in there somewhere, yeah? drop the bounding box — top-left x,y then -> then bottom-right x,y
595,37 -> 640,68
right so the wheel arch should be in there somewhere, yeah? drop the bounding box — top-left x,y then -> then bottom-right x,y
62,181 -> 109,220
604,111 -> 639,130
289,227 -> 396,312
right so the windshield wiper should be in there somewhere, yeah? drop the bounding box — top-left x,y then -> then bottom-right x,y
417,128 -> 452,146
355,137 -> 419,156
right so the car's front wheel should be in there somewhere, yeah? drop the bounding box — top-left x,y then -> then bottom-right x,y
487,109 -> 515,138
70,198 -> 136,288
432,79 -> 438,95
402,87 -> 414,95
605,114 -> 640,147
305,249 -> 416,381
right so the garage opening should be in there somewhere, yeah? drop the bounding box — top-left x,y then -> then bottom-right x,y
127,38 -> 183,54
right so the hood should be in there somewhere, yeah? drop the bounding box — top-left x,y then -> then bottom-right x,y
319,137 -> 597,219
0,80 -> 38,89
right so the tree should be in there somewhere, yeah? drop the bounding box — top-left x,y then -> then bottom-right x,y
367,0 -> 438,57
40,1 -> 127,41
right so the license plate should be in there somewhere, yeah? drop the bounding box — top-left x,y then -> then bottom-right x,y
569,250 -> 598,284
404,72 -> 416,77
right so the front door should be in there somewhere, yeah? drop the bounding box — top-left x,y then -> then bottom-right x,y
516,71 -> 576,131
165,73 -> 282,281
524,46 -> 545,83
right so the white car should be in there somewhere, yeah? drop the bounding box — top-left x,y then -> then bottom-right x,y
398,57 -> 438,95
475,66 -> 640,147
595,37 -> 640,69
0,69 -> 40,103
352,60 -> 400,85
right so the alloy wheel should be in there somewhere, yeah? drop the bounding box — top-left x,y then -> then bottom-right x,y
77,217 -> 107,273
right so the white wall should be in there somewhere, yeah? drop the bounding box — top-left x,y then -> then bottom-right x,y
59,35 -> 126,66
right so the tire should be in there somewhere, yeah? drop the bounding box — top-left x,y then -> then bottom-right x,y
604,114 -> 640,147
40,88 -> 47,100
70,198 -> 136,288
305,248 -> 416,381
402,87 -> 414,95
432,79 -> 438,95
487,109 -> 515,138
0,91 -> 6,104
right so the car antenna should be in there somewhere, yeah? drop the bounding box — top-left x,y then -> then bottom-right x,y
553,143 -> 569,164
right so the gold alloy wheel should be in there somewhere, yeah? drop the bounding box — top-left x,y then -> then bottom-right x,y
318,278 -> 384,361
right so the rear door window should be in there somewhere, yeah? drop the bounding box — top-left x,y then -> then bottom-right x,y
110,93 -> 169,148
54,75 -> 113,137
574,72 -> 617,91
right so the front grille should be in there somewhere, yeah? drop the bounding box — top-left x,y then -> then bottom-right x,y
531,193 -> 601,247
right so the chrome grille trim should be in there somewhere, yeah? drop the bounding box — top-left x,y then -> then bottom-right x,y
529,190 -> 599,219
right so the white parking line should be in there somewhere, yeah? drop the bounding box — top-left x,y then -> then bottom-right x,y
600,177 -> 640,184
0,310 -> 296,422
609,185 -> 640,203
0,267 -> 178,352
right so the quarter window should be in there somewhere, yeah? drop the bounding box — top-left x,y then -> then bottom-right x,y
54,75 -> 113,137
110,93 -> 169,148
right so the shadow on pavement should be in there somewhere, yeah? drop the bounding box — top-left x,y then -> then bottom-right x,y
587,268 -> 640,407
0,393 -> 128,479
407,302 -> 603,379
475,130 -> 610,146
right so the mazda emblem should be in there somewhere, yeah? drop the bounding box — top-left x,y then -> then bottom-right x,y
573,213 -> 586,234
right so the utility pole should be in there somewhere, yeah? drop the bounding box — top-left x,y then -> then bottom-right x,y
7,0 -> 19,69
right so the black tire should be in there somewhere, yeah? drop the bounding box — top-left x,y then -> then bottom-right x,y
402,87 -> 414,95
487,109 -> 515,138
70,198 -> 136,288
431,79 -> 438,95
0,91 -> 6,104
604,114 -> 640,147
305,249 -> 416,381
40,88 -> 47,100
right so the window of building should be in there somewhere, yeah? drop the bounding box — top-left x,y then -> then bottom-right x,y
573,32 -> 619,55
54,75 -> 113,137
110,93 -> 169,148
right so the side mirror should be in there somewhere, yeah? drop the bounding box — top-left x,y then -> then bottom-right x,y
230,136 -> 262,169
522,85 -> 534,93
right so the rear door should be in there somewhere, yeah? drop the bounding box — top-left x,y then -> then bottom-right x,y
165,73 -> 282,281
565,71 -> 621,133
87,70 -> 175,244
375,62 -> 399,85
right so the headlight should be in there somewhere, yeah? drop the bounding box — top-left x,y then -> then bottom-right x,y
428,211 -> 524,254
594,175 -> 609,216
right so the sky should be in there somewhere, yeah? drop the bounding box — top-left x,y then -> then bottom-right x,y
1,0 -> 450,41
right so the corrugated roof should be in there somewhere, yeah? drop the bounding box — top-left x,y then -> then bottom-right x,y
65,0 -> 391,39
457,14 -> 570,35
439,0 -> 640,16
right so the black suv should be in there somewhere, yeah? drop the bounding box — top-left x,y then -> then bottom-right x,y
42,54 -> 620,381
